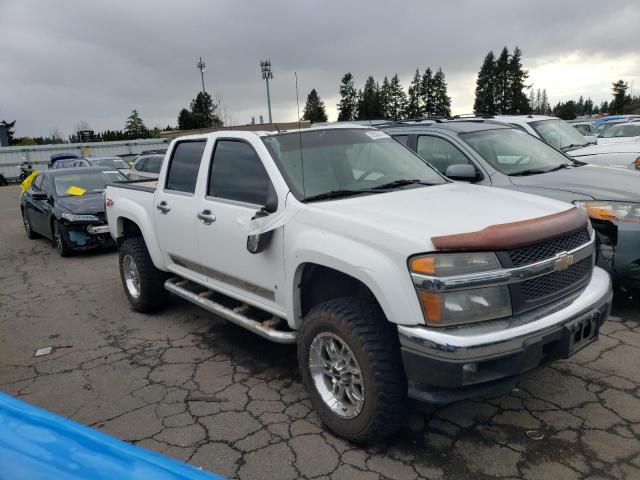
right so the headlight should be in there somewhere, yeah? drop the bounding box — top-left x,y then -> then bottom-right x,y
61,213 -> 100,222
574,201 -> 640,224
410,253 -> 512,327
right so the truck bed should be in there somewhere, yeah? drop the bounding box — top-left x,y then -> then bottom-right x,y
108,179 -> 158,193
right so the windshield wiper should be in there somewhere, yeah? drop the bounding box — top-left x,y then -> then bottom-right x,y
510,163 -> 572,176
372,179 -> 434,190
302,189 -> 383,203
560,143 -> 587,152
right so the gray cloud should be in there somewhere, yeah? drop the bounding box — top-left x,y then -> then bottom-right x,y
1,0 -> 639,137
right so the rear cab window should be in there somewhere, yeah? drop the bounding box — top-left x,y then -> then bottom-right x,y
165,140 -> 207,193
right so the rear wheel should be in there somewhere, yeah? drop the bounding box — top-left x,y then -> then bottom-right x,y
297,298 -> 407,444
119,237 -> 168,312
52,220 -> 73,257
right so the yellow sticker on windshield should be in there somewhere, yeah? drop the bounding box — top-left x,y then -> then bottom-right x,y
66,186 -> 86,196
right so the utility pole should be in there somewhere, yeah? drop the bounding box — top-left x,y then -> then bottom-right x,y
260,59 -> 273,123
196,57 -> 206,93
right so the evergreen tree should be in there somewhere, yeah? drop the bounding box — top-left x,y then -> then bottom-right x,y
600,100 -> 609,113
473,51 -> 496,115
379,77 -> 392,119
177,108 -> 192,130
553,101 -> 577,120
337,73 -> 358,121
386,74 -> 407,121
535,89 -> 542,114
541,89 -> 550,115
125,109 -> 148,139
357,76 -> 384,120
0,119 -> 16,145
495,47 -> 511,114
190,91 -> 221,128
508,47 -> 530,114
528,89 -> 536,113
576,96 -> 585,116
432,69 -> 451,117
302,89 -> 328,123
404,69 -> 422,119
584,98 -> 594,115
420,68 -> 436,117
610,80 -> 629,114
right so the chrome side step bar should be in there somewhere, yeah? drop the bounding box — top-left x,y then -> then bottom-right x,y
164,277 -> 297,344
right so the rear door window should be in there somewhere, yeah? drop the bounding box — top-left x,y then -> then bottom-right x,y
416,135 -> 472,175
208,140 -> 271,206
165,141 -> 206,193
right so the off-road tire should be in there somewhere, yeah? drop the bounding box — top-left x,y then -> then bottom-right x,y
297,298 -> 407,444
52,220 -> 73,257
119,236 -> 168,313
22,209 -> 39,239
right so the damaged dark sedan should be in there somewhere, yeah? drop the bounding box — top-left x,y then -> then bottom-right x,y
20,167 -> 127,256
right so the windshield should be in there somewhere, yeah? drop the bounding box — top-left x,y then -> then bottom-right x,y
529,119 -> 588,151
92,158 -> 130,169
54,170 -> 127,196
600,123 -> 640,138
594,122 -> 623,135
262,128 -> 445,200
462,128 -> 572,175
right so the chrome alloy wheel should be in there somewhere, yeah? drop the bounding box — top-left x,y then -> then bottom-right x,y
308,332 -> 365,418
122,254 -> 141,299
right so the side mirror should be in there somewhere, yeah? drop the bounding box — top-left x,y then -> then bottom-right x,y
445,164 -> 478,182
247,184 -> 278,254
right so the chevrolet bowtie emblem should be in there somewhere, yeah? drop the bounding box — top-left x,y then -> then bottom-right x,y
554,252 -> 574,271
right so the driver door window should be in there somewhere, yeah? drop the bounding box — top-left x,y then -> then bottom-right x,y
416,136 -> 472,175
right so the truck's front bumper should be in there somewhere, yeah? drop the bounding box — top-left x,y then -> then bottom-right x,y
398,266 -> 613,404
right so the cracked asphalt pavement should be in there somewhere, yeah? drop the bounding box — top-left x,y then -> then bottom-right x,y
1,184 -> 639,479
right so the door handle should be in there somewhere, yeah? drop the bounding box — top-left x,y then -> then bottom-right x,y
156,201 -> 171,214
197,209 -> 216,225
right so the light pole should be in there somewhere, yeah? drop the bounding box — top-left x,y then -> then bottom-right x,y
197,57 -> 206,93
260,59 -> 273,123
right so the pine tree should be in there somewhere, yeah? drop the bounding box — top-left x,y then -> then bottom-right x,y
387,74 -> 407,121
495,47 -> 511,114
357,76 -> 383,120
576,95 -> 585,116
528,89 -> 535,113
610,80 -> 629,114
125,109 -> 148,139
420,68 -> 436,117
541,89 -> 550,115
535,89 -> 542,114
302,89 -> 328,123
404,69 -> 422,119
379,77 -> 392,119
189,91 -> 221,128
0,119 -> 16,145
584,98 -> 594,115
508,47 -> 530,114
432,69 -> 451,117
473,52 -> 496,115
600,100 -> 609,114
337,73 -> 358,121
177,108 -> 192,130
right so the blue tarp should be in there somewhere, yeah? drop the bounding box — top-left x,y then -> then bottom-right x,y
0,392 -> 224,480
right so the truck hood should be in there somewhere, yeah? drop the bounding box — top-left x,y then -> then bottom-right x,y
304,183 -> 573,250
568,142 -> 640,157
56,193 -> 105,215
596,137 -> 640,145
508,165 -> 640,202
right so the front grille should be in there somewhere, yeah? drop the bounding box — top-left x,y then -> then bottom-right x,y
520,257 -> 592,301
507,228 -> 591,267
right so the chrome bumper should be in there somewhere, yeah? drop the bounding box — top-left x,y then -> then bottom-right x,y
398,266 -> 612,361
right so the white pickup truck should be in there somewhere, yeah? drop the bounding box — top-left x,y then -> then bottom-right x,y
105,125 -> 612,443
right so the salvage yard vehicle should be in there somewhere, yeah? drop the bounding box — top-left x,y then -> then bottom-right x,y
382,119 -> 640,289
21,167 -> 127,256
129,153 -> 164,179
106,126 -> 612,443
596,122 -> 640,145
70,156 -> 134,178
491,115 -> 640,169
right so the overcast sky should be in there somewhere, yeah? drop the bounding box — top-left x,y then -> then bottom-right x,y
1,0 -> 639,138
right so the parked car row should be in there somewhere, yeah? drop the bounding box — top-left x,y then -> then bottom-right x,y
19,116 -> 633,443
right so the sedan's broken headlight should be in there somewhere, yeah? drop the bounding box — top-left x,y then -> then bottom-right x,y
574,201 -> 640,224
61,213 -> 100,222
409,253 -> 512,327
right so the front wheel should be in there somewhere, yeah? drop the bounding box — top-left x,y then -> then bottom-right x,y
52,220 -> 73,257
119,237 -> 168,313
297,298 -> 407,444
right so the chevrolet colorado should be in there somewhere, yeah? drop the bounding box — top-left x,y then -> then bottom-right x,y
105,126 -> 612,443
